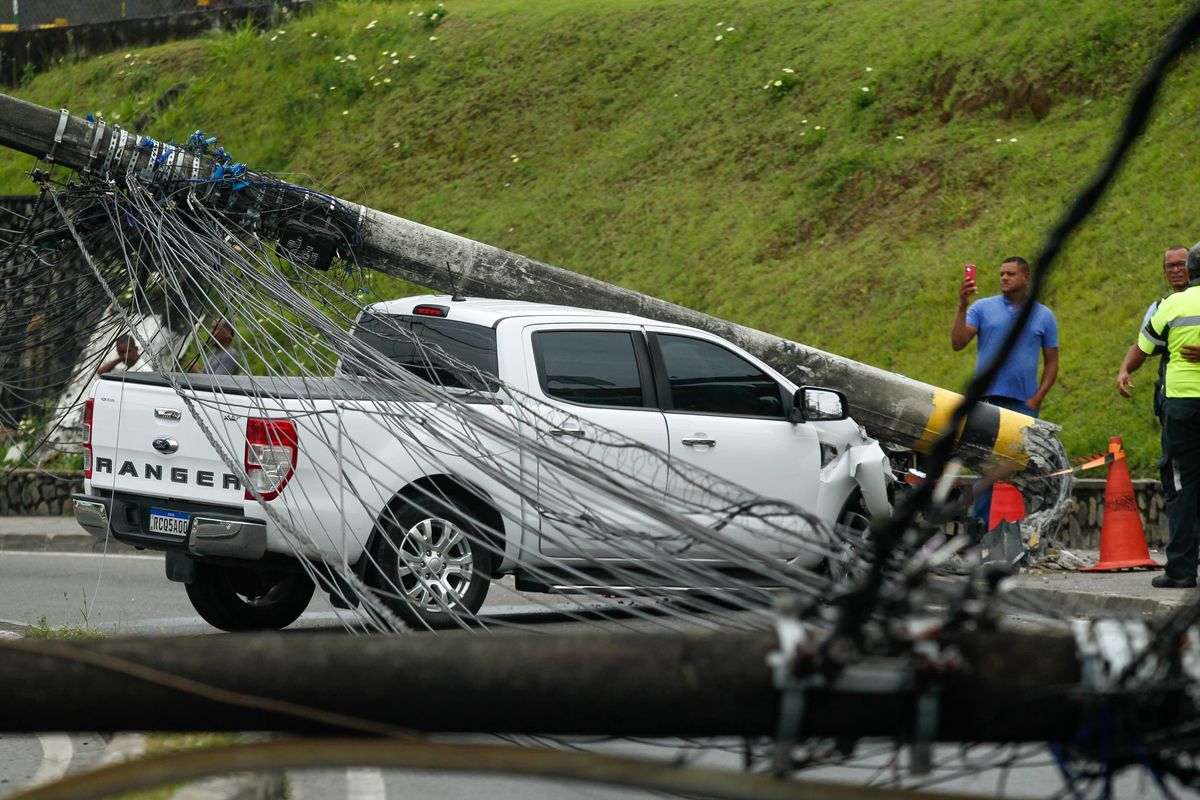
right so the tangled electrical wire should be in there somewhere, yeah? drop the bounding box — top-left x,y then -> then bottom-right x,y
5,3 -> 1200,796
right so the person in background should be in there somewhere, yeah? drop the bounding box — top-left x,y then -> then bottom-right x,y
97,334 -> 140,375
189,319 -> 246,376
1117,245 -> 1192,409
1117,246 -> 1194,570
951,256 -> 1059,528
1138,242 -> 1200,588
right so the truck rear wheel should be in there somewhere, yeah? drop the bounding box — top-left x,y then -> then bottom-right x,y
185,563 -> 314,631
369,494 -> 493,630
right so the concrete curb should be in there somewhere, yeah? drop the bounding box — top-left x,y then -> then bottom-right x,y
1012,584 -> 1188,618
0,530 -> 139,554
0,516 -> 138,554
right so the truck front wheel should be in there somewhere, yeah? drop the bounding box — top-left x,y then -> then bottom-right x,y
369,494 -> 494,630
185,563 -> 315,631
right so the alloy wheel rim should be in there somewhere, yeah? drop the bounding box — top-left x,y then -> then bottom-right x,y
394,516 -> 475,612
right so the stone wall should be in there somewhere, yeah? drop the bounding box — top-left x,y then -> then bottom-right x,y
0,469 -> 83,516
1064,478 -> 1166,550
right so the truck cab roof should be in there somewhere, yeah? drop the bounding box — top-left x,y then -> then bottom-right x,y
364,295 -> 656,329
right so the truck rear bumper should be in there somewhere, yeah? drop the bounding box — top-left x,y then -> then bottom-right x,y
72,493 -> 267,560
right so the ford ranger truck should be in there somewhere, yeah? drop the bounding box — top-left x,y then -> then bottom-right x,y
72,296 -> 892,630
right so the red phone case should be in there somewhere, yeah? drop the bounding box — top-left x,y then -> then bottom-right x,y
964,263 -> 975,281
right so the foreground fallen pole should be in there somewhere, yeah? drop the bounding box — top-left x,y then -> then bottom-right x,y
1,629 -> 1091,740
0,93 -> 1067,483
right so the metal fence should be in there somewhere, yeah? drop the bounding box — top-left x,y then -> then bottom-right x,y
2,1 -> 273,31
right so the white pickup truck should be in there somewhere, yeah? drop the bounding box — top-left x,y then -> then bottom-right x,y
72,295 -> 892,630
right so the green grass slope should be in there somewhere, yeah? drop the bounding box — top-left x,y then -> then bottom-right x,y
2,0 -> 1197,474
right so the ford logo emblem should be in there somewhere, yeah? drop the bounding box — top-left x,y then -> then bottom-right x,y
152,437 -> 179,454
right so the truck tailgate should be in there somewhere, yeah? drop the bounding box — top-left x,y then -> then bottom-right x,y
91,378 -> 248,505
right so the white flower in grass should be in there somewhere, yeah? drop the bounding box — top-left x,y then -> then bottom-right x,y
1009,137 -> 1018,142
773,80 -> 782,87
366,20 -> 377,29
393,142 -> 400,148
865,66 -> 873,72
782,68 -> 795,73
861,86 -> 870,92
429,36 -> 438,41
347,53 -> 357,61
726,26 -> 734,31
895,135 -> 904,140
715,34 -> 723,41
342,110 -> 349,116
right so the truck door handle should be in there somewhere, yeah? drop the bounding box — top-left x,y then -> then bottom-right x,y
681,438 -> 716,447
549,428 -> 586,438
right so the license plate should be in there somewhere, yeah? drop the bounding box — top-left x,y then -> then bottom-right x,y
148,508 -> 190,538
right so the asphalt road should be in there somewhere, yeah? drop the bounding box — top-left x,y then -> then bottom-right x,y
3,550 -> 1199,799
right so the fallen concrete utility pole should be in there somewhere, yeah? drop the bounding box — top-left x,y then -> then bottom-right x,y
0,629 -> 1109,741
0,93 -> 1067,483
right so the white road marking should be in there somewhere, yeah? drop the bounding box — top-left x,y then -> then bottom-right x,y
347,767 -> 387,799
30,734 -> 73,786
0,551 -> 162,561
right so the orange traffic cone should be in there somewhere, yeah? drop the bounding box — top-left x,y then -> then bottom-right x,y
988,482 -> 1025,530
1082,437 -> 1162,572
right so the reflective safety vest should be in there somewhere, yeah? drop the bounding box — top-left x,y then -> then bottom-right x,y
1140,284 -> 1200,398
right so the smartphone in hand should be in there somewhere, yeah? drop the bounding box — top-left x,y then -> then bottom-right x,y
964,263 -> 976,282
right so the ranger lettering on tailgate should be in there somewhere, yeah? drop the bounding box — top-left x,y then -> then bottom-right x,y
94,457 -> 241,490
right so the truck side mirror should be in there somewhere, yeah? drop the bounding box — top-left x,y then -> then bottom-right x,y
791,387 -> 849,422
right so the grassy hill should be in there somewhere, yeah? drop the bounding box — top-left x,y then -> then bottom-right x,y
2,0 -> 1197,474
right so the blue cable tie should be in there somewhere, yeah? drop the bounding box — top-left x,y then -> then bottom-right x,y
213,164 -> 225,180
85,113 -> 95,122
139,136 -> 155,149
232,181 -> 250,191
155,147 -> 173,166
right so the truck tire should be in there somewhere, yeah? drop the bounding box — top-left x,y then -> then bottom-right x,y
369,494 -> 494,630
185,563 -> 314,632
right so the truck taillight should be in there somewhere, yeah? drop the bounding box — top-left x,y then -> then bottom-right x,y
244,418 -> 298,501
82,398 -> 94,479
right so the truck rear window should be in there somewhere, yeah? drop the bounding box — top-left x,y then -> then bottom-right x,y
349,313 -> 499,390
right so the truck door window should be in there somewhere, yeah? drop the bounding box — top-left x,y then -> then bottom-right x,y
656,334 -> 784,418
350,313 -> 498,390
533,331 -> 651,408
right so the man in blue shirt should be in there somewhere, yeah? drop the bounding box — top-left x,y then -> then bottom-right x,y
951,256 -> 1060,526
